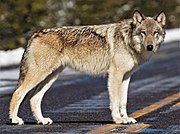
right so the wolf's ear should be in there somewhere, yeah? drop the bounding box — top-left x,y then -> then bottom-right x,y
133,10 -> 145,26
154,11 -> 166,28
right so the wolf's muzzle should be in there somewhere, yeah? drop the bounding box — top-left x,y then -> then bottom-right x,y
147,45 -> 153,51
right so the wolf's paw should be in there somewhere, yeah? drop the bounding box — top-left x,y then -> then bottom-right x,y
38,117 -> 53,125
10,117 -> 24,125
114,117 -> 137,124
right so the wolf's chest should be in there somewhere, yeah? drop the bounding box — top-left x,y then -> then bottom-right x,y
113,51 -> 137,73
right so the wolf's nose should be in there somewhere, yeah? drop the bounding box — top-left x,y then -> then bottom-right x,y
147,45 -> 153,51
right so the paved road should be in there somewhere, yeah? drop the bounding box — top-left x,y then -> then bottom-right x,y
0,41 -> 180,133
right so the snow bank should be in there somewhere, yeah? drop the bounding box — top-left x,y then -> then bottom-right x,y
0,48 -> 24,67
165,28 -> 180,43
0,28 -> 179,68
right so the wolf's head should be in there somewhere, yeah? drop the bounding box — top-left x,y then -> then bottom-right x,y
132,10 -> 166,53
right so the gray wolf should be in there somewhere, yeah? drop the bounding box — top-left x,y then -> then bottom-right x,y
9,10 -> 166,125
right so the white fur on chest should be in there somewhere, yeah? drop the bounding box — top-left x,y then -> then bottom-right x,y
114,50 -> 136,73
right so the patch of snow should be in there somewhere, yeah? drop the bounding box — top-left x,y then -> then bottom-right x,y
0,47 -> 24,67
164,28 -> 180,43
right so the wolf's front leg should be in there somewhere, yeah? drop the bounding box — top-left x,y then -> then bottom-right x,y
108,67 -> 124,123
119,76 -> 137,124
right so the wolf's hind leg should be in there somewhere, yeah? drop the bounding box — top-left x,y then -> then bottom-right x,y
9,72 -> 46,125
9,85 -> 29,125
30,67 -> 63,125
9,67 -> 59,125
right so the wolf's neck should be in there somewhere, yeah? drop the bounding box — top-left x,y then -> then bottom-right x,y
140,51 -> 153,61
129,42 -> 153,64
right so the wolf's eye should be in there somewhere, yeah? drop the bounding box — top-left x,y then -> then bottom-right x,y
154,31 -> 159,35
140,31 -> 146,37
141,31 -> 146,35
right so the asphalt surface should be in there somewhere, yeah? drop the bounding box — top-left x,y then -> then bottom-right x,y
0,41 -> 180,134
